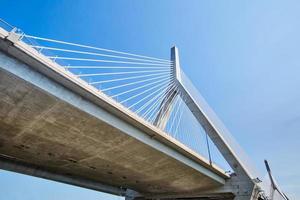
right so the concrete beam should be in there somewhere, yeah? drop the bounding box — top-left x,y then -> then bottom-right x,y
0,27 -> 227,184
0,155 -> 126,196
0,27 -> 228,196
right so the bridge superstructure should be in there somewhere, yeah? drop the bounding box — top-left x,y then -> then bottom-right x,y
0,20 -> 283,200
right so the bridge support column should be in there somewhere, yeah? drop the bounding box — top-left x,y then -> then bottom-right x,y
169,46 -> 262,200
153,86 -> 178,129
153,47 -> 180,130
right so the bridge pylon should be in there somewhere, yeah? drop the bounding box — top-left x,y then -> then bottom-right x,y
149,46 -> 263,200
153,47 -> 180,129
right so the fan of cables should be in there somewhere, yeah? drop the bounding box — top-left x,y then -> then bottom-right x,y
23,34 -> 176,124
20,34 -> 231,170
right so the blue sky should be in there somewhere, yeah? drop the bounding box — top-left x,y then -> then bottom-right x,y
0,0 -> 299,199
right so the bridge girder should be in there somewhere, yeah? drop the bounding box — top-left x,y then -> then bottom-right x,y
0,27 -> 264,200
0,28 -> 227,199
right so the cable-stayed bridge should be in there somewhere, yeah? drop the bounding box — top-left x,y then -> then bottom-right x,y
0,20 -> 287,200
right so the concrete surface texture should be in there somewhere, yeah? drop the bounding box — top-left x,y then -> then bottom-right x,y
0,52 -> 225,196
